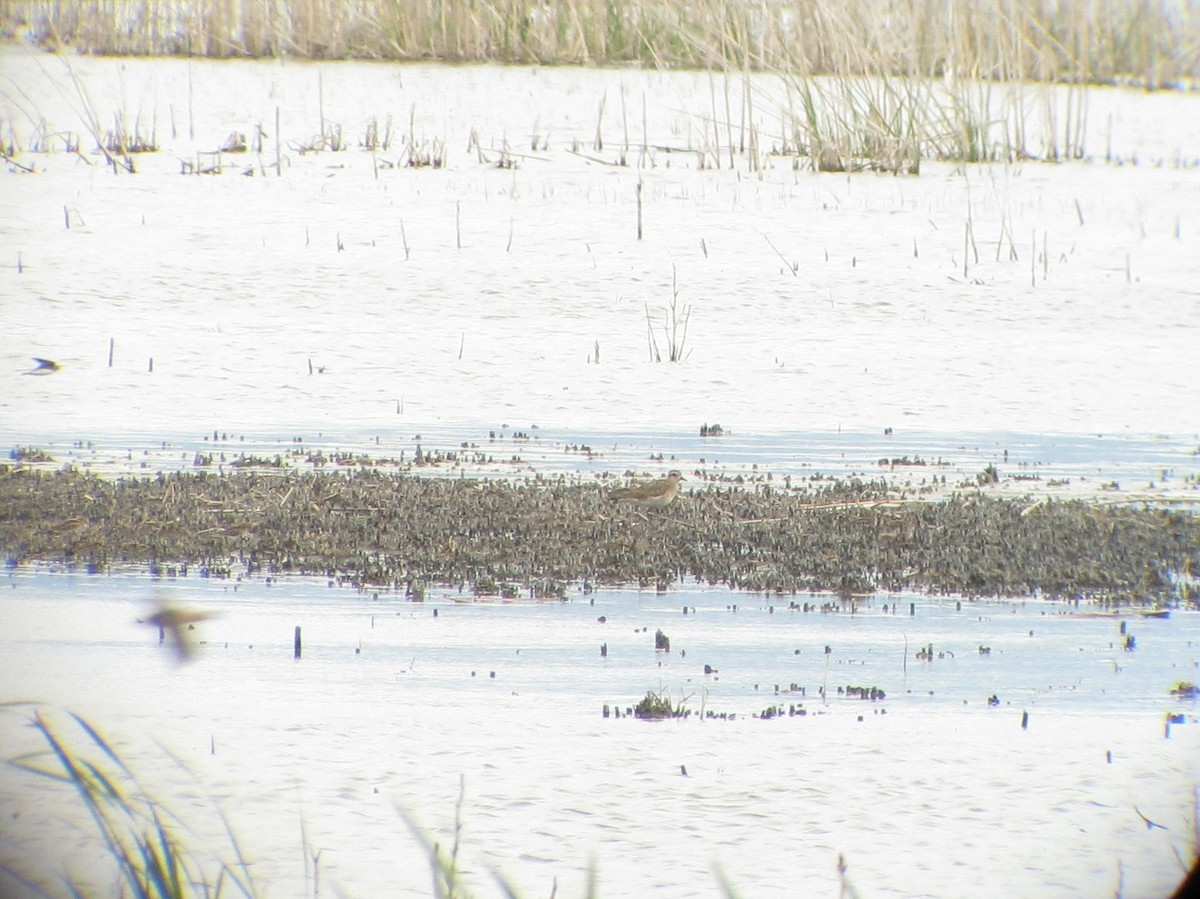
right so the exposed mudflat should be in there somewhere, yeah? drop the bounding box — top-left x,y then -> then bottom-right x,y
3,464 -> 1198,599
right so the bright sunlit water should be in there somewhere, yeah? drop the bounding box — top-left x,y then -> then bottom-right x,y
2,51 -> 1199,440
1,568 -> 1198,898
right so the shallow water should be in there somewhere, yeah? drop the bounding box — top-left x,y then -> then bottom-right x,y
7,424 -> 1200,510
2,50 -> 1199,443
1,568 -> 1198,897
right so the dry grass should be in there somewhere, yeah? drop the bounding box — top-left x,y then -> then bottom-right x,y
4,1 -> 1189,172
2,0 -> 1197,89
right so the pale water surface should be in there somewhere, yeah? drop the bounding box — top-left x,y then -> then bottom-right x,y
1,50 -> 1199,440
1,568 -> 1198,898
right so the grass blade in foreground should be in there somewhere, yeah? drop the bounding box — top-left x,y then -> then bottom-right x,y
6,708 -> 259,899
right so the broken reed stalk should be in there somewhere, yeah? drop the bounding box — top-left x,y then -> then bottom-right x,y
641,92 -> 649,163
636,178 -> 643,240
722,72 -> 738,169
706,71 -> 721,169
620,85 -> 629,162
644,302 -> 661,362
742,63 -> 758,173
186,62 -> 194,140
55,46 -> 125,172
594,93 -> 605,152
1030,228 -> 1036,287
666,265 -> 691,362
318,67 -> 325,141
760,231 -> 797,277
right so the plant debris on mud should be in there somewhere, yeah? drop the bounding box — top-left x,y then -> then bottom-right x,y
1,467 -> 1197,601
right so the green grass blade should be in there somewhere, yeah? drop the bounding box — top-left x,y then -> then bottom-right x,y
8,752 -> 74,783
11,710 -> 259,898
153,738 -> 259,897
69,710 -> 135,777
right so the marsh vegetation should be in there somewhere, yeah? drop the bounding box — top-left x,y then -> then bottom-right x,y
5,0 -> 1198,90
2,464 -> 1198,600
4,0 -> 1198,176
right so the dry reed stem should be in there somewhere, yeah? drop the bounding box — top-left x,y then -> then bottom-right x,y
2,1 -> 1196,89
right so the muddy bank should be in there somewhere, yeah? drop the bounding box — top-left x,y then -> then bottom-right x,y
2,466 -> 1197,600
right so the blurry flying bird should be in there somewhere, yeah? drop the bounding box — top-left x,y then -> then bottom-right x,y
138,600 -> 219,663
25,358 -> 60,375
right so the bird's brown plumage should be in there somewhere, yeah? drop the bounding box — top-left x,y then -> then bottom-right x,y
609,470 -> 685,508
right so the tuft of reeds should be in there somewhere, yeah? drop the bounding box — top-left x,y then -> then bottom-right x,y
406,136 -> 446,168
103,111 -> 159,155
5,707 -> 258,899
644,266 -> 692,363
633,687 -> 692,719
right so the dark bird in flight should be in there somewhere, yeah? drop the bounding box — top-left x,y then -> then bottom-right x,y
26,358 -> 60,375
138,601 -> 219,663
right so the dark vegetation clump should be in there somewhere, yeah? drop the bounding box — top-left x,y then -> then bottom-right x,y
633,690 -> 683,719
1,467 -> 1197,601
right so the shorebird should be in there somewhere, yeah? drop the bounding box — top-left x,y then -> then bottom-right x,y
25,358 -> 60,375
138,601 -> 218,663
610,470 -> 685,509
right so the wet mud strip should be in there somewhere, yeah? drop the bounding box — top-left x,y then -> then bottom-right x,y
1,466 -> 1197,600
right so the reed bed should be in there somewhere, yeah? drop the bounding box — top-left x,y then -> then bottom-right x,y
3,2 -> 1193,172
1,465 -> 1197,599
4,0 -> 1197,90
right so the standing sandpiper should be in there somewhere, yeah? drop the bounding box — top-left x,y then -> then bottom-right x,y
609,470 -> 685,508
